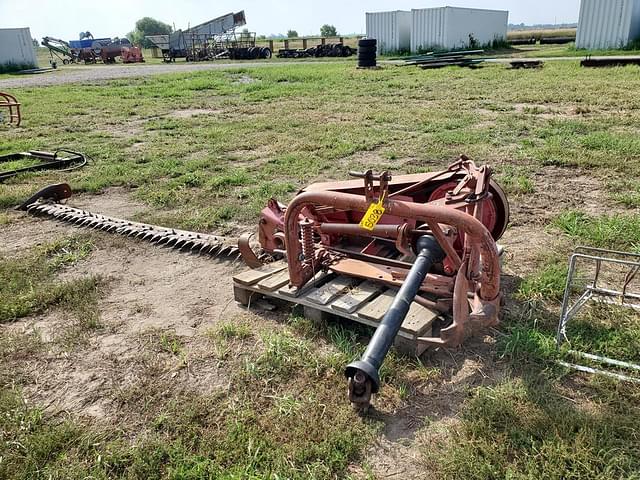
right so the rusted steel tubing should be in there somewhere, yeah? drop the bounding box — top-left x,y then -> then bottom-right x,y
283,191 -> 500,301
319,223 -> 403,239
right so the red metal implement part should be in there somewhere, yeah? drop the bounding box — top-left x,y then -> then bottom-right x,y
0,92 -> 21,127
267,157 -> 508,347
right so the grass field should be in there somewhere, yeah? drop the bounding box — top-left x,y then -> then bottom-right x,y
1,60 -> 640,479
507,28 -> 576,41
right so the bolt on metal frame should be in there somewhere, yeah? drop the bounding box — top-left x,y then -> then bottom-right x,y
557,246 -> 640,383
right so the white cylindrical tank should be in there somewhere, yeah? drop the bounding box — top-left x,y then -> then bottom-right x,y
411,7 -> 508,53
366,10 -> 411,54
576,0 -> 640,49
0,28 -> 37,69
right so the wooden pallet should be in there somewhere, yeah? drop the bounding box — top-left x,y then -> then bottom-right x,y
233,261 -> 440,356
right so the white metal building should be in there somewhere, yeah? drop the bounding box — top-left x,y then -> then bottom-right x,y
365,10 -> 412,54
411,7 -> 508,52
0,28 -> 37,69
576,0 -> 640,49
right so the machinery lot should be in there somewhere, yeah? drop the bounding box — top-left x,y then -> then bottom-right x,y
1,61 -> 639,478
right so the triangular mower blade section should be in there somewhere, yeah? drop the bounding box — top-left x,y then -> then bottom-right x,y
24,202 -> 236,262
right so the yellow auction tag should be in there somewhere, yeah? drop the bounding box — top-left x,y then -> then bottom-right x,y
359,197 -> 386,231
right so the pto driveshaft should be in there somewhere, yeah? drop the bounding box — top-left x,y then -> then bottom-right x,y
345,235 -> 445,409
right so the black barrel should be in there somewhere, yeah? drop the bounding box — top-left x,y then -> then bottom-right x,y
358,38 -> 377,68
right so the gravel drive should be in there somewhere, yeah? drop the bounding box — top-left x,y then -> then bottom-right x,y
0,60 -> 334,89
2,55 -> 634,89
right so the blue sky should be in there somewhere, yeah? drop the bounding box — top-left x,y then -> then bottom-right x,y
1,0 -> 581,41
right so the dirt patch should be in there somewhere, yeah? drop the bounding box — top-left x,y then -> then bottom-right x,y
101,121 -> 145,139
225,145 -> 274,167
513,103 -> 589,119
168,108 -> 223,119
507,165 -> 620,228
10,233 -> 245,419
1,189 -> 250,419
127,141 -> 147,151
0,212 -> 72,256
72,186 -> 146,218
234,74 -> 258,84
358,336 -> 506,480
498,165 -> 619,276
0,187 -> 147,257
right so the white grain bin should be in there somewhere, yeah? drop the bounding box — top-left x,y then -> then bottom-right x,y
0,28 -> 37,70
365,10 -> 412,54
411,7 -> 508,53
576,0 -> 640,49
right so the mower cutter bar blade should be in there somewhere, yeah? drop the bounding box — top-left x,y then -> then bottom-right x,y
24,202 -> 237,260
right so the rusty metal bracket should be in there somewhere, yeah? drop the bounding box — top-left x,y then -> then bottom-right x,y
348,170 -> 392,204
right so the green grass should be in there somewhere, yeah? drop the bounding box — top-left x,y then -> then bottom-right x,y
432,377 -> 640,479
0,235 -> 99,323
474,204 -> 640,478
496,165 -> 535,196
214,320 -> 253,340
0,385 -> 372,479
554,211 -> 640,251
607,178 -> 640,208
516,260 -> 568,303
3,61 -> 640,232
567,303 -> 640,364
0,320 -> 378,479
3,60 -> 640,479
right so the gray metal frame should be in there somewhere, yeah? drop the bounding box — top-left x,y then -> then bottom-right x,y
557,246 -> 640,383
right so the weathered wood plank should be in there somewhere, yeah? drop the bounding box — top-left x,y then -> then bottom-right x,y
401,302 -> 438,336
306,277 -> 356,306
257,269 -> 291,292
394,336 -> 428,357
356,288 -> 397,321
279,270 -> 333,298
331,281 -> 383,314
233,261 -> 287,286
357,289 -> 439,336
303,305 -> 333,324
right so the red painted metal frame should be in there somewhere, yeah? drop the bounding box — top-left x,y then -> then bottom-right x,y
0,92 -> 21,127
249,158 -> 508,347
283,191 -> 501,301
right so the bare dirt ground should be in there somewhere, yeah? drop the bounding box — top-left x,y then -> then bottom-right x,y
1,191 -> 249,420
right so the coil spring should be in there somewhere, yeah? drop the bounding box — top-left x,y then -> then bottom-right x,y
300,219 -> 314,265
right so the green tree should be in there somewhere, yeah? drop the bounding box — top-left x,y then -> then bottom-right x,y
287,30 -> 299,38
127,17 -> 172,48
320,24 -> 337,37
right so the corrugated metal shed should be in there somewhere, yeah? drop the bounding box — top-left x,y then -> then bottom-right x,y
411,7 -> 508,52
411,8 -> 446,52
0,28 -> 37,68
576,0 -> 640,49
366,11 -> 411,54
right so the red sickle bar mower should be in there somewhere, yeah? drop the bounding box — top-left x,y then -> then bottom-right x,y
21,154 -> 508,410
